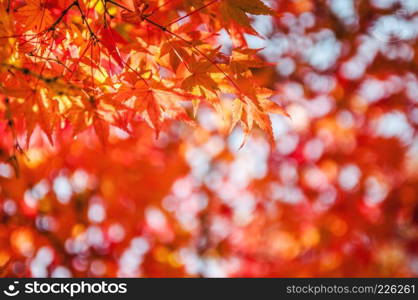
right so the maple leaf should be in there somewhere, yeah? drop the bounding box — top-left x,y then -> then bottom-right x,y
121,0 -> 149,24
66,107 -> 88,137
230,48 -> 270,74
0,5 -> 14,44
0,70 -> 33,99
143,90 -> 162,134
100,27 -> 126,74
114,80 -> 194,135
230,98 -> 243,133
230,85 -> 288,146
180,55 -> 220,96
219,0 -> 274,34
15,0 -> 54,32
152,89 -> 195,125
159,40 -> 190,72
23,93 -> 58,145
93,114 -> 110,146
231,99 -> 275,148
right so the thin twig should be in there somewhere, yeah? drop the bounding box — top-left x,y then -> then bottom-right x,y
26,52 -> 73,72
48,1 -> 78,31
165,0 -> 219,27
148,0 -> 176,17
75,1 -> 99,41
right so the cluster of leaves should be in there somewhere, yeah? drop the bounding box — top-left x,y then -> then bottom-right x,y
0,0 -> 286,157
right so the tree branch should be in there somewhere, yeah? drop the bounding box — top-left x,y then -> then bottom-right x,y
48,1 -> 78,31
75,1 -> 99,41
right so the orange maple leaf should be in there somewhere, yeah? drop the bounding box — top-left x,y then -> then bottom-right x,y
15,0 -> 54,32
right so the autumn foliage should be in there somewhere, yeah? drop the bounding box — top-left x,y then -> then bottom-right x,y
1,0 -> 418,277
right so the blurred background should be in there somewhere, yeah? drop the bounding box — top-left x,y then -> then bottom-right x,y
1,0 -> 418,277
